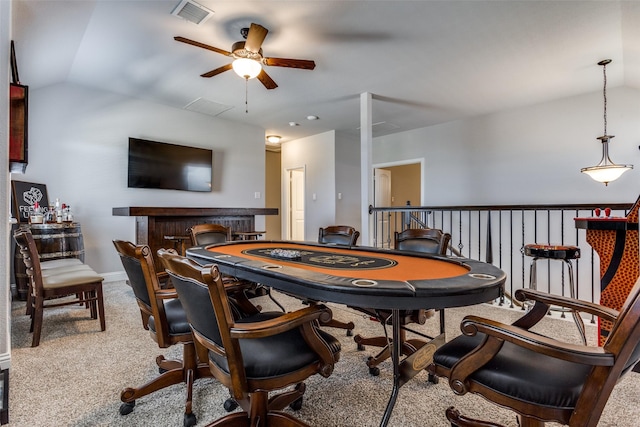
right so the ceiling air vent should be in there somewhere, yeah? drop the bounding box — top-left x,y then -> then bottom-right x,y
184,98 -> 233,117
171,0 -> 214,25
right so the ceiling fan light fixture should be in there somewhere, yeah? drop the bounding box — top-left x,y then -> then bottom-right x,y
581,59 -> 633,186
232,58 -> 262,79
266,135 -> 281,143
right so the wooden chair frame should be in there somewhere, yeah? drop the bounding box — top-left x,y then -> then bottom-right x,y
159,249 -> 340,427
354,228 -> 451,376
428,282 -> 640,427
113,240 -> 212,427
14,227 -> 105,347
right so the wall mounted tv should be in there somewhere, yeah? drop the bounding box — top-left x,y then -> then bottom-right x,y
127,138 -> 212,192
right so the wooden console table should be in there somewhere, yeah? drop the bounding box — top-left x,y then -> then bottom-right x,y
112,207 -> 278,271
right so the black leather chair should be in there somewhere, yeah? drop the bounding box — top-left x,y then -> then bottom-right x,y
113,240 -> 212,427
428,279 -> 640,427
189,223 -> 283,311
158,249 -> 341,427
316,225 -> 361,335
354,228 -> 451,376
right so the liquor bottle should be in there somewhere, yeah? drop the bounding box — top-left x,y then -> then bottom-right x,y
30,202 -> 43,224
55,198 -> 63,223
45,205 -> 55,223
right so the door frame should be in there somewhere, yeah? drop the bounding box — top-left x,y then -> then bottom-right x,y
372,158 -> 425,205
284,166 -> 306,241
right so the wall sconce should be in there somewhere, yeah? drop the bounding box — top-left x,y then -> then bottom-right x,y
580,59 -> 633,186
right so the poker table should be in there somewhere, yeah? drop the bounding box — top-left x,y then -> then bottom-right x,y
186,240 -> 506,426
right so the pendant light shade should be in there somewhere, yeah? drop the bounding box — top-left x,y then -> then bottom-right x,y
581,59 -> 632,186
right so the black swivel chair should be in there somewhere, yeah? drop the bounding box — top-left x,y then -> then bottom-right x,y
112,240 -> 212,427
428,279 -> 640,427
158,249 -> 341,427
354,228 -> 451,376
316,225 -> 361,335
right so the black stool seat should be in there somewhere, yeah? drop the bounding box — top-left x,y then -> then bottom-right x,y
524,244 -> 580,260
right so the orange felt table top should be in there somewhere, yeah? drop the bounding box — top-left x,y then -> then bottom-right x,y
206,242 -> 469,282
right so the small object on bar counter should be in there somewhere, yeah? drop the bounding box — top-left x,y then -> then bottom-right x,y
270,248 -> 302,260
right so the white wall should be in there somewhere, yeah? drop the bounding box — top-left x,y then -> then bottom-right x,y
374,87 -> 640,205
335,131 -> 361,228
13,82 -> 267,276
281,130 -> 336,240
1,0 -> 12,370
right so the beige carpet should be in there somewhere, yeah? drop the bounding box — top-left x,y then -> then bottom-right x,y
8,281 -> 640,427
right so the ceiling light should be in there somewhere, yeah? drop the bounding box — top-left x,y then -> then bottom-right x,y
581,59 -> 633,186
266,135 -> 281,143
307,115 -> 319,120
232,58 -> 262,79
289,122 -> 299,127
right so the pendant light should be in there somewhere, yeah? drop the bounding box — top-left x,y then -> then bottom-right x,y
580,59 -> 632,186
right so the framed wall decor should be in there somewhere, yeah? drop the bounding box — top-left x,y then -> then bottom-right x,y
11,180 -> 49,223
9,83 -> 28,173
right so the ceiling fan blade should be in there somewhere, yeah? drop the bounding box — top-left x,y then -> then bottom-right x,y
244,23 -> 268,53
257,69 -> 278,90
201,63 -> 233,78
263,57 -> 316,70
174,36 -> 231,56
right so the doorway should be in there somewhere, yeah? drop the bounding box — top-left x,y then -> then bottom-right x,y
286,167 -> 305,241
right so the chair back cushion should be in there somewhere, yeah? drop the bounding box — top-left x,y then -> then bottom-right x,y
169,272 -> 224,346
395,228 -> 451,255
113,241 -> 153,307
318,225 -> 360,246
189,224 -> 232,246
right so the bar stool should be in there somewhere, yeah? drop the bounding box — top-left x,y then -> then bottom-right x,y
524,244 -> 586,344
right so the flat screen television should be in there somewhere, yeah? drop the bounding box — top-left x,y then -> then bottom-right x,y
127,138 -> 212,192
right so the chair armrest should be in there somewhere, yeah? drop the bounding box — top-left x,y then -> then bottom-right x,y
229,305 -> 331,339
155,288 -> 179,299
515,288 -> 619,322
460,315 -> 614,366
446,315 -> 615,395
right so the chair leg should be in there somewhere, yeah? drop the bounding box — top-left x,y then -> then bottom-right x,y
445,407 -> 508,427
96,285 -> 106,331
31,295 -> 44,347
120,342 -> 212,424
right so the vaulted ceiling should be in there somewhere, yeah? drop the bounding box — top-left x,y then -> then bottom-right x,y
11,0 -> 640,148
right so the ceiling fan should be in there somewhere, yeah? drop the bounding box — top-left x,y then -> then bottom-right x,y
174,23 -> 316,90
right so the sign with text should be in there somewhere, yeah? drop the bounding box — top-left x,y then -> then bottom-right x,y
11,180 -> 49,223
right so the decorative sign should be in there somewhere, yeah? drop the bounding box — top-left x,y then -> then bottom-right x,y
11,180 -> 49,223
244,247 -> 397,270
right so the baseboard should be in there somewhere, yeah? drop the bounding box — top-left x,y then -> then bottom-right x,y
100,271 -> 127,284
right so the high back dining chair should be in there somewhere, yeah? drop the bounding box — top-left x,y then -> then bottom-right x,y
353,227 -> 451,376
158,249 -> 341,427
316,225 -> 361,336
318,225 -> 360,247
112,240 -> 212,427
13,226 -> 105,347
428,279 -> 640,427
189,223 -> 282,312
188,223 -> 233,246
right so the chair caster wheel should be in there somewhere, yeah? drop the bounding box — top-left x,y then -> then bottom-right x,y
184,412 -> 197,427
223,398 -> 239,412
346,329 -> 353,337
357,343 -> 365,351
289,397 -> 303,411
369,366 -> 380,376
159,367 -> 167,374
428,373 -> 439,384
119,401 -> 135,416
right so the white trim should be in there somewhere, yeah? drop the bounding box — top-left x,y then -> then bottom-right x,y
373,158 -> 426,205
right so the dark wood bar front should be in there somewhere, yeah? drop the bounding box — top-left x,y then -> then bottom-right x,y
112,207 -> 278,271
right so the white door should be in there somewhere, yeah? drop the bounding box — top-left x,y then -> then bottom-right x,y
374,168 -> 391,247
288,168 -> 305,241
